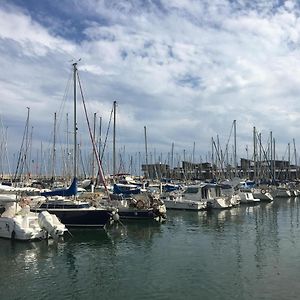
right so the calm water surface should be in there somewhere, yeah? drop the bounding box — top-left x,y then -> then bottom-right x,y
1,197 -> 300,300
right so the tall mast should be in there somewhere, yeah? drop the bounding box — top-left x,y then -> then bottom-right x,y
92,112 -> 96,182
270,131 -> 273,181
293,138 -> 297,179
171,142 -> 174,169
258,133 -> 262,179
66,112 -> 69,179
253,126 -> 256,181
192,141 -> 195,164
144,126 -> 148,178
52,112 -> 57,180
113,100 -> 117,182
98,116 -> 102,165
40,141 -> 43,177
233,119 -> 237,177
28,125 -> 33,180
138,151 -> 141,177
73,62 -> 77,179
23,107 -> 30,182
273,137 -> 276,181
288,142 -> 290,180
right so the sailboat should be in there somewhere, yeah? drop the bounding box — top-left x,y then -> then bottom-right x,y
102,101 -> 167,222
31,62 -> 116,228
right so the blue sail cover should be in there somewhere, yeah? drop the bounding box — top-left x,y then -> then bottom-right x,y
163,184 -> 180,192
113,184 -> 141,195
41,177 -> 78,197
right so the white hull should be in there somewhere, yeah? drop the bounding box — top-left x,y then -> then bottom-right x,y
230,194 -> 241,206
0,202 -> 67,241
163,198 -> 207,211
0,216 -> 47,240
252,189 -> 273,202
239,192 -> 260,204
209,197 -> 232,209
163,183 -> 233,210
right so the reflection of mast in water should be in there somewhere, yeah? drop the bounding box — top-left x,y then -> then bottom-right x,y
296,197 -> 300,228
232,215 -> 245,299
286,197 -> 300,246
253,202 -> 280,277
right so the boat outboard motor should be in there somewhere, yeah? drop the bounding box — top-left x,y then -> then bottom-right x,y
38,211 -> 63,239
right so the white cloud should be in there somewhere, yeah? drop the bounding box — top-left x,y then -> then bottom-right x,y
1,0 -> 300,174
0,6 -> 75,56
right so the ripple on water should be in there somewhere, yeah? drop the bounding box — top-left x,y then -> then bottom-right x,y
1,199 -> 300,300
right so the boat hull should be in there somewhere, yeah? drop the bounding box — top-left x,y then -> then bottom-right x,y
117,207 -> 166,221
0,217 -> 47,240
163,199 -> 207,211
32,208 -> 111,227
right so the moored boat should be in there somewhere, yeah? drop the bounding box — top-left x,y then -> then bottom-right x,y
0,200 -> 67,241
99,192 -> 167,222
31,178 -> 116,227
161,183 -> 232,210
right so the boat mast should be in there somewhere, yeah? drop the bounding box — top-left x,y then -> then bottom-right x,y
273,137 -> 276,181
253,126 -> 256,181
144,126 -> 149,179
270,131 -> 273,182
51,112 -> 57,181
66,112 -> 70,180
40,141 -> 43,177
293,138 -> 297,179
14,107 -> 30,184
92,112 -> 96,186
258,133 -> 262,179
233,119 -> 237,177
288,142 -> 290,181
73,62 -> 77,180
98,116 -> 102,172
171,142 -> 174,170
113,100 -> 117,183
211,137 -> 214,179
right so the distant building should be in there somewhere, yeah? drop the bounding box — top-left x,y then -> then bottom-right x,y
141,158 -> 300,181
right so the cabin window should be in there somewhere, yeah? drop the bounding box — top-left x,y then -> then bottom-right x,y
185,187 -> 199,194
201,188 -> 208,199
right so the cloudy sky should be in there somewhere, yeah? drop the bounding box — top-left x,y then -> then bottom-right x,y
1,0 -> 300,174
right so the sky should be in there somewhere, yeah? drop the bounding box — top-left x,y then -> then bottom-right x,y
1,0 -> 300,175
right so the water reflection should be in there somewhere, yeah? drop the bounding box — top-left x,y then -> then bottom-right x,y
2,198 -> 300,300
65,228 -> 111,244
166,198 -> 300,290
106,221 -> 163,243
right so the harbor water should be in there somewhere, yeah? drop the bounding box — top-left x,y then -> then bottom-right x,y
1,197 -> 300,300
